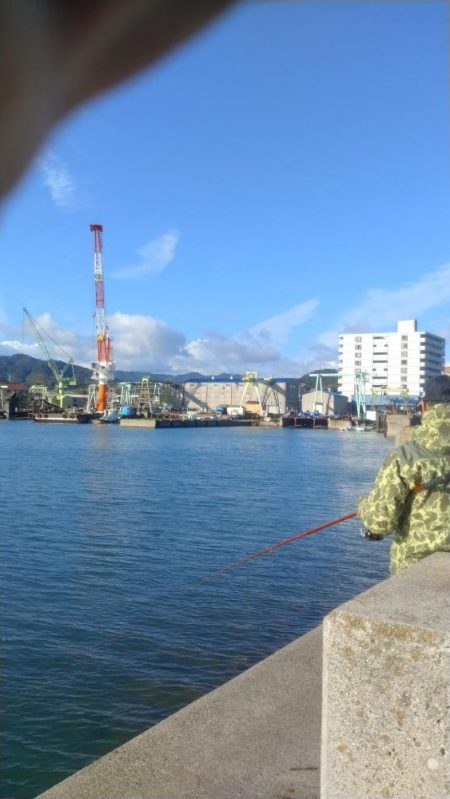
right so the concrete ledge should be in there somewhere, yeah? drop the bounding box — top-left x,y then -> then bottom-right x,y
120,418 -> 157,428
385,414 -> 412,445
327,420 -> 350,430
321,553 -> 450,799
37,626 -> 322,799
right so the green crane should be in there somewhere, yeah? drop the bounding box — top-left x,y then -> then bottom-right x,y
23,307 -> 76,408
309,370 -> 369,417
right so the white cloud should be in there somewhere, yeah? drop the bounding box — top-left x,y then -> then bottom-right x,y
29,312 -> 78,351
0,312 -> 335,378
105,306 -> 319,375
165,300 -> 320,376
318,262 -> 450,349
170,333 -> 280,375
0,311 -> 93,367
169,334 -> 337,378
0,301 -> 326,377
39,151 -> 79,209
109,311 -> 186,371
0,339 -> 42,358
3,261 -> 446,379
244,299 -> 319,348
306,341 -> 339,369
111,230 -> 179,279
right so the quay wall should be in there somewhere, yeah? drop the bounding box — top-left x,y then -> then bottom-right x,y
119,417 -> 255,429
37,629 -> 323,799
322,553 -> 450,799
327,418 -> 349,430
301,390 -> 348,417
385,413 -> 414,445
36,553 -> 450,799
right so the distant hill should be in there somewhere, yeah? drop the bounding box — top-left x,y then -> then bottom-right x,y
298,369 -> 338,393
0,353 -> 337,389
0,354 -> 92,387
115,369 -> 215,383
0,354 -> 231,387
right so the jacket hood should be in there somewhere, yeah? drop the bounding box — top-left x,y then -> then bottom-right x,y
413,403 -> 450,453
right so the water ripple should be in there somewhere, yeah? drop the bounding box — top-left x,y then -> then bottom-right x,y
2,423 -> 392,798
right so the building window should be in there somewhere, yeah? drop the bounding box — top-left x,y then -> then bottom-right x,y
355,344 -> 362,351
355,360 -> 361,366
355,336 -> 362,342
401,335 -> 408,341
401,367 -> 407,374
401,343 -> 408,350
401,359 -> 407,365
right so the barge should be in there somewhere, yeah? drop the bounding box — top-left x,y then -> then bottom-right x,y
32,412 -> 91,423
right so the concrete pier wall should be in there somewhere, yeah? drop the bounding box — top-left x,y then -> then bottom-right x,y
385,413 -> 413,445
37,627 -> 323,799
321,553 -> 450,799
327,419 -> 350,430
36,554 -> 450,799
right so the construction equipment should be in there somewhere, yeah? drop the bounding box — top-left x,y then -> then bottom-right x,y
23,307 -> 76,408
116,377 -> 184,418
88,224 -> 115,413
309,372 -> 339,413
370,386 -> 410,410
260,376 -> 281,416
239,372 -> 281,417
309,371 -> 369,418
353,370 -> 370,418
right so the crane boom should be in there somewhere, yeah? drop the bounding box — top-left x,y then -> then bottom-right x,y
90,223 -> 114,411
23,307 -> 76,407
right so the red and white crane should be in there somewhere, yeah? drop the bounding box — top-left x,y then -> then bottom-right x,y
90,223 -> 114,411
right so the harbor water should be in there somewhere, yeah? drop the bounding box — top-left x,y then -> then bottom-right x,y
2,422 -> 392,799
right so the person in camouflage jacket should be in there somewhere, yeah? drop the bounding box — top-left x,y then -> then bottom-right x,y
358,375 -> 450,575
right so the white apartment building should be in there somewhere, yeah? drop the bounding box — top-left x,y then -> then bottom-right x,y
338,320 -> 445,400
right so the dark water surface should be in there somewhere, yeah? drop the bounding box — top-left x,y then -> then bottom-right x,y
2,422 -> 392,798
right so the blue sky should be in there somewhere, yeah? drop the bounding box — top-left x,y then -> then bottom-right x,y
1,1 -> 449,376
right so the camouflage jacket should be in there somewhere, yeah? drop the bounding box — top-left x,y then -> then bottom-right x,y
358,404 -> 450,574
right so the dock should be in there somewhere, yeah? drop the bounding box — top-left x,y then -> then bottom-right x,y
282,415 -> 328,429
119,417 -> 256,429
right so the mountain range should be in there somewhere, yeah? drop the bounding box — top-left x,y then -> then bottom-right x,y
0,353 -> 337,392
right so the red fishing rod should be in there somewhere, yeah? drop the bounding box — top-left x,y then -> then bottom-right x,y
203,510 -> 358,582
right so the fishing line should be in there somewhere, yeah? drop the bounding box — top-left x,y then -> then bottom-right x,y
202,511 -> 358,582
